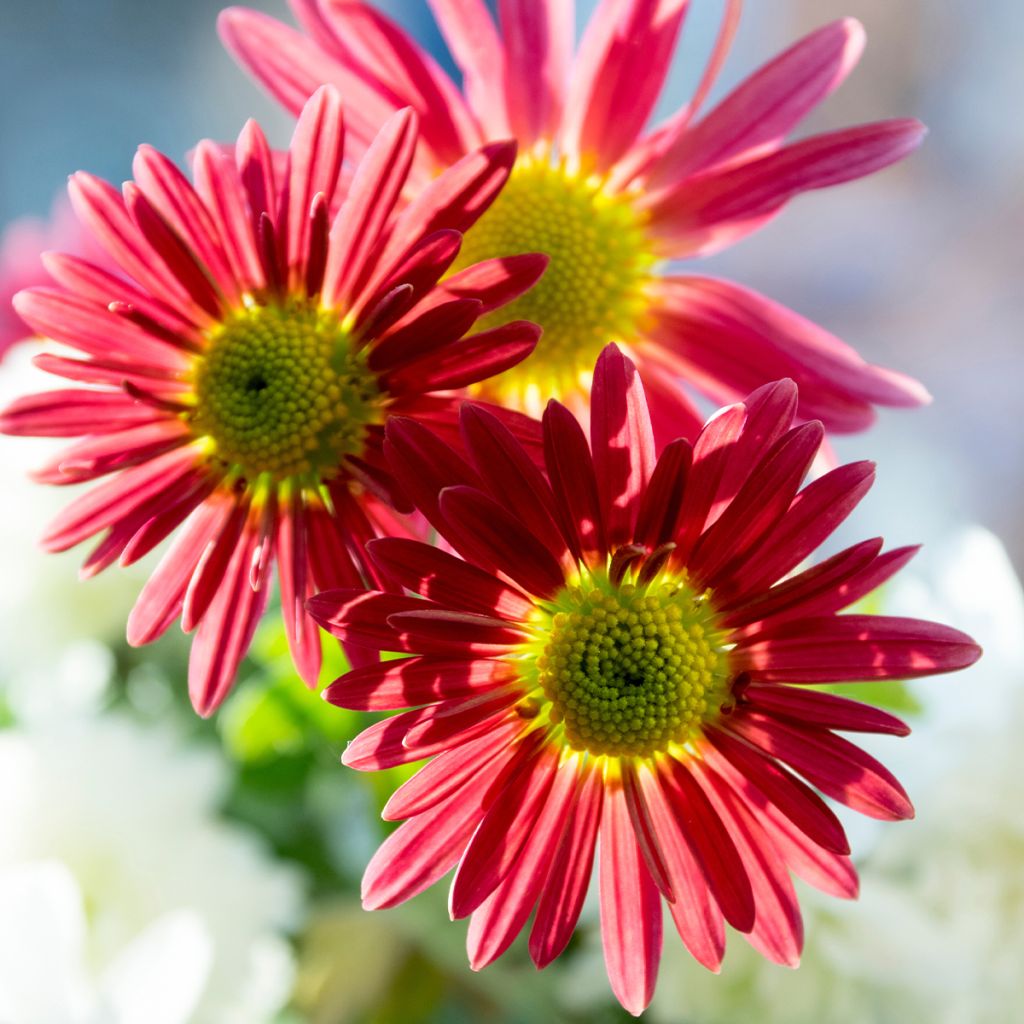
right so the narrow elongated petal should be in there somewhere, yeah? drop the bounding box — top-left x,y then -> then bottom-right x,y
530,764 -> 603,968
648,120 -> 927,254
646,19 -> 867,185
449,741 -> 558,918
563,0 -> 691,172
466,755 -> 579,968
438,485 -> 566,598
499,0 -> 572,145
733,615 -> 983,681
726,712 -> 914,820
591,343 -> 656,545
599,779 -> 663,1016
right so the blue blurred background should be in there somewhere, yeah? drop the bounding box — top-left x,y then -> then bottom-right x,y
0,2 -> 1021,1022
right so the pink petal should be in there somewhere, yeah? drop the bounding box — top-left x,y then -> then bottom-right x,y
342,693 -> 522,771
744,684 -> 910,737
126,495 -> 233,646
692,759 -> 803,967
722,537 -> 884,629
459,403 -> 570,566
442,253 -> 550,316
32,420 -> 191,485
438,485 -> 566,598
466,754 -> 580,969
530,762 -> 603,968
308,0 -> 480,167
132,144 -> 240,304
382,717 -> 527,821
725,460 -> 876,600
599,776 -> 662,1016
192,141 -> 265,293
658,756 -> 755,932
633,762 -> 725,971
276,498 -> 321,688
323,655 -> 518,711
383,416 -> 481,535
306,588 -> 431,649
375,139 -> 516,271
449,740 -> 559,918
361,752 -> 518,910
368,537 -> 534,619
563,0 -> 690,173
726,711 -> 914,821
645,18 -> 867,186
689,420 -> 824,587
218,8 -> 396,151
180,498 -> 250,632
633,438 -> 691,548
0,389 -> 159,438
648,276 -> 930,423
188,515 -> 270,715
671,403 -> 745,562
499,0 -> 572,145
367,297 -> 482,373
40,447 -> 200,553
386,608 -> 530,657
13,288 -> 188,370
647,119 -> 927,255
705,726 -> 850,855
542,399 -> 605,561
278,85 -> 346,289
322,107 -> 419,310
629,354 -> 705,450
67,173 -> 202,323
590,344 -> 656,547
425,0 -> 510,137
384,319 -> 540,395
733,614 -> 983,681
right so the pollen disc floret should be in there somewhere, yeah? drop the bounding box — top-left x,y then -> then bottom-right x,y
454,155 -> 654,406
536,575 -> 729,758
190,301 -> 378,482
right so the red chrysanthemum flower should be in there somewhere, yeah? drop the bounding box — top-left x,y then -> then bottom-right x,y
0,86 -> 548,715
308,345 -> 979,1015
220,1 -> 929,439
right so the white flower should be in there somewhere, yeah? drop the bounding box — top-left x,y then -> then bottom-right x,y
0,349 -> 147,715
0,712 -> 305,1023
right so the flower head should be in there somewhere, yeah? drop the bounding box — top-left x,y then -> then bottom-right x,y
308,345 -> 980,1015
221,1 -> 930,436
0,86 -> 546,715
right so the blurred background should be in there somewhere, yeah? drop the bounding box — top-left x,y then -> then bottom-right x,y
0,1 -> 1020,1022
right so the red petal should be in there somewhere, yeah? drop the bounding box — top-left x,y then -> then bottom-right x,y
529,762 -> 603,968
323,656 -> 518,711
599,777 -> 663,1016
590,344 -> 656,547
439,485 -> 566,598
368,537 -> 534,619
733,614 -> 983,681
726,711 -> 914,821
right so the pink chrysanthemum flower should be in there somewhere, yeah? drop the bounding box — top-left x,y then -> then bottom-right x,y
0,86 -> 547,715
220,1 -> 929,438
308,345 -> 979,1015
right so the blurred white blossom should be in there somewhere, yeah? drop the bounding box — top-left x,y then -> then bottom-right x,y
0,712 -> 304,1023
0,349 -> 148,714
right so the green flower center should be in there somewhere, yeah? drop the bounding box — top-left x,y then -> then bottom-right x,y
535,577 -> 730,758
190,301 -> 379,482
454,154 -> 655,411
